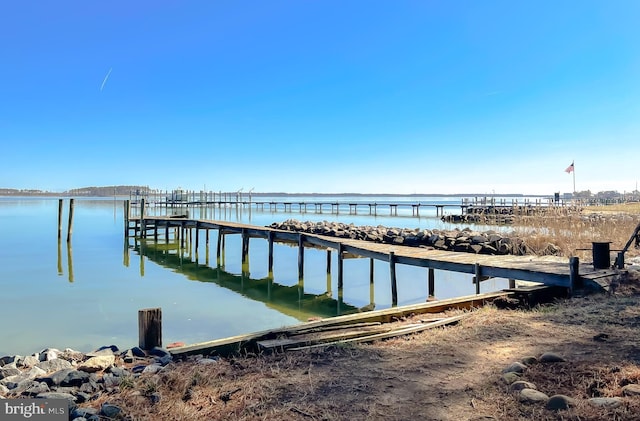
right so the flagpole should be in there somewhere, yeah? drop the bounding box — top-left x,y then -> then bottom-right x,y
572,160 -> 575,194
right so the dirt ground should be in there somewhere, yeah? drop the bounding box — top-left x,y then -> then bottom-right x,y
106,270 -> 640,421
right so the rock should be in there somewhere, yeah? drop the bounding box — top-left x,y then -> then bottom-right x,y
539,352 -> 566,363
108,366 -> 129,377
502,362 -> 527,374
142,364 -> 163,374
61,370 -> 91,387
0,366 -> 21,380
86,348 -> 114,358
36,358 -> 73,373
129,347 -> 147,358
36,391 -> 77,411
521,356 -> 538,365
509,381 -> 536,392
77,355 -> 115,373
197,358 -> 218,365
501,372 -> 521,384
22,381 -> 50,396
588,397 -> 624,408
38,368 -> 75,386
546,394 -> 575,410
96,345 -> 119,353
519,388 -> 549,403
71,407 -> 99,419
38,348 -> 60,361
20,355 -> 40,368
100,403 -> 122,418
0,355 -> 17,366
150,391 -> 161,404
622,384 -> 640,396
149,347 -> 170,358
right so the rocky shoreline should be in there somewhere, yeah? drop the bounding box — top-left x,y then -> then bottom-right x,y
0,345 -> 206,420
269,219 -> 560,256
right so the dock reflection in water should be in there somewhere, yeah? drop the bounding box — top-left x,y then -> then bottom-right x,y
129,237 -> 362,322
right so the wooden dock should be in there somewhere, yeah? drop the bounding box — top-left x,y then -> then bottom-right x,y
125,208 -> 609,305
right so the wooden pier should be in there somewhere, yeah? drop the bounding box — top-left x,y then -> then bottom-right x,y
126,209 -> 610,305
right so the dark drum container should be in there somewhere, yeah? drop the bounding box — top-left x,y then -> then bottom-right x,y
592,242 -> 611,269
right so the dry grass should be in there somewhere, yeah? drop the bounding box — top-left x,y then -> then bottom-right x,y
510,211 -> 640,260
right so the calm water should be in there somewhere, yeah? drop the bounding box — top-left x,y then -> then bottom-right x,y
0,195 -> 538,356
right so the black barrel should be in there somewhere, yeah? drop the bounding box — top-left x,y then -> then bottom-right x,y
592,242 -> 611,269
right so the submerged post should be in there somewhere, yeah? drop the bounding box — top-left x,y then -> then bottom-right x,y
58,199 -> 63,240
124,200 -> 130,237
66,198 -> 74,243
267,231 -> 274,277
474,263 -> 481,295
337,243 -> 344,289
297,234 -> 305,283
428,267 -> 435,299
138,308 -> 162,350
389,251 -> 398,306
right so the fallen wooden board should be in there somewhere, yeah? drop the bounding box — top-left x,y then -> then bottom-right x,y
289,314 -> 468,351
169,291 -> 508,358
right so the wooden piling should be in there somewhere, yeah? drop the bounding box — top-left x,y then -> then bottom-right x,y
140,198 -> 146,239
569,256 -> 580,294
58,199 -> 63,240
369,258 -> 374,284
428,268 -> 435,299
389,251 -> 398,306
337,243 -> 344,289
66,198 -> 74,243
138,308 -> 162,350
298,234 -> 305,283
474,263 -> 481,295
267,231 -> 274,277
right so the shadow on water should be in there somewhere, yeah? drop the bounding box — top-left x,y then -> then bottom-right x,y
129,238 -> 361,322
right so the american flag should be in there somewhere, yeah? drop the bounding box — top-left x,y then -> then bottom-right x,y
565,162 -> 574,173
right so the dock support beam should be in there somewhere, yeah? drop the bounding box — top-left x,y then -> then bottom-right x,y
337,243 -> 344,289
474,263 -> 481,295
390,251 -> 398,306
298,234 -> 305,283
267,231 -> 274,277
428,268 -> 435,299
67,198 -> 74,243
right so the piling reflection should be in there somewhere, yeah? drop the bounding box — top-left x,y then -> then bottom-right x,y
128,238 -> 360,321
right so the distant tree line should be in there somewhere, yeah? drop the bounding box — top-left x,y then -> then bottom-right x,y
0,186 -> 151,197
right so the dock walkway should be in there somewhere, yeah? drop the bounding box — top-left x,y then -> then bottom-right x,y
127,213 -> 605,303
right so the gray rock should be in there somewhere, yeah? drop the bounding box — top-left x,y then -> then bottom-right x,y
22,381 -> 50,396
61,370 -> 91,387
0,384 -> 9,394
519,388 -> 549,403
503,362 -> 527,374
0,366 -> 21,380
588,397 -> 624,408
509,381 -> 536,392
77,355 -> 115,373
622,384 -> 640,396
20,355 -> 40,368
539,352 -> 566,363
36,358 -> 73,373
36,391 -> 78,412
546,394 -> 575,410
501,372 -> 521,384
142,364 -> 163,374
38,348 -> 60,362
197,358 -> 218,365
0,355 -> 17,366
85,348 -> 114,358
100,403 -> 122,418
521,356 -> 538,365
38,368 -> 75,386
71,407 -> 99,419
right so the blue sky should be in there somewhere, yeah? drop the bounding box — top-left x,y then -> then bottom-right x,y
1,1 -> 638,195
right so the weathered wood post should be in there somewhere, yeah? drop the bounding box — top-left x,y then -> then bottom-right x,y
389,251 -> 398,306
58,199 -> 63,240
124,200 -> 130,237
369,258 -> 375,284
267,231 -> 274,277
337,243 -> 344,289
297,234 -> 305,283
428,268 -> 435,299
242,228 -> 250,276
140,198 -> 146,239
138,308 -> 162,350
474,263 -> 481,294
66,198 -> 74,243
326,249 -> 332,294
569,256 -> 580,295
